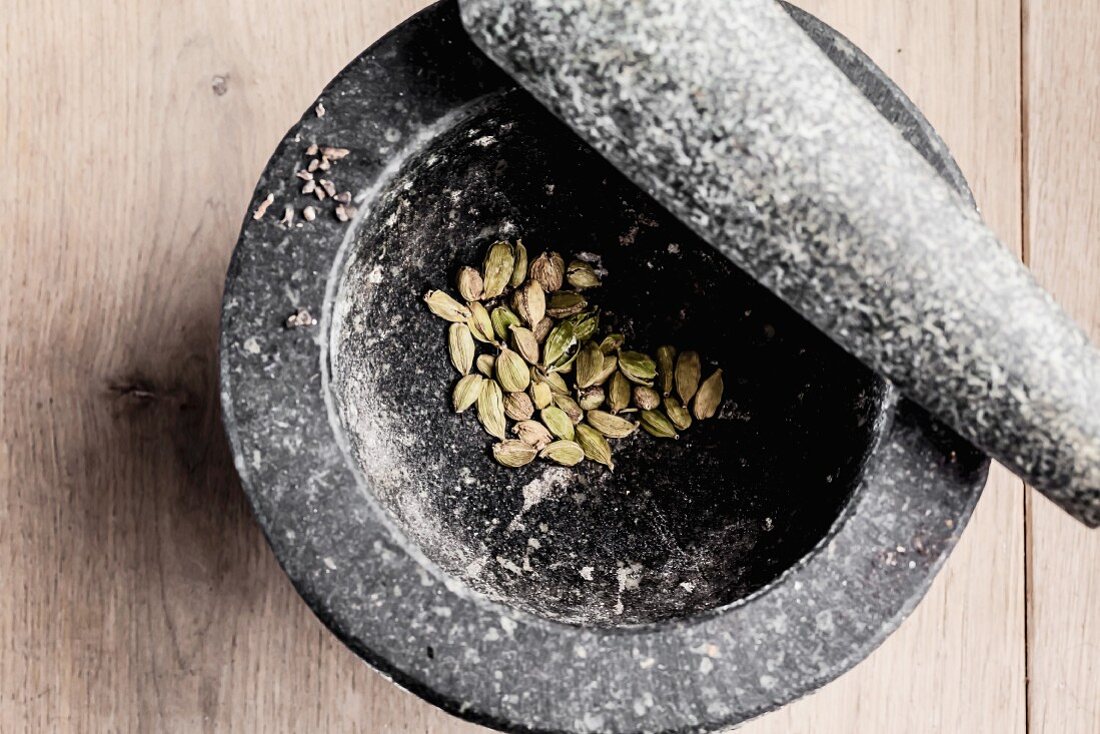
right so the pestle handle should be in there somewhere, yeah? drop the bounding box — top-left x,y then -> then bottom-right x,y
459,0 -> 1100,526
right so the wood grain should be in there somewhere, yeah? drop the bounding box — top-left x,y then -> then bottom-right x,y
1023,0 -> 1100,730
743,1 -> 1027,730
0,0 -> 1088,730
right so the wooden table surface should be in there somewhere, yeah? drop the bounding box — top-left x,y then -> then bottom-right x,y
2,0 -> 1097,731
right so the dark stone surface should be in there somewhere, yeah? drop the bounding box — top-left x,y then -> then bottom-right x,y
221,2 -> 987,731
460,0 -> 1100,526
331,91 -> 889,626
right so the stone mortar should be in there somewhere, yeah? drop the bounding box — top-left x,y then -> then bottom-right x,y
221,2 -> 987,731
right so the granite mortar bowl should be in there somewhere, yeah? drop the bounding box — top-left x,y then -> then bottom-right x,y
221,2 -> 989,731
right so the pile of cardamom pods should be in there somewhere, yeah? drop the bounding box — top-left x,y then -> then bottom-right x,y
423,241 -> 724,470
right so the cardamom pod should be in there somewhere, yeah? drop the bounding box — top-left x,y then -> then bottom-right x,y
566,260 -> 601,290
513,420 -> 553,449
533,316 -> 553,343
542,370 -> 570,395
607,371 -> 631,414
663,396 -> 693,431
482,241 -> 515,299
540,406 -> 575,441
529,251 -> 564,292
592,353 -> 617,386
575,424 -> 613,469
575,341 -> 604,388
512,280 -> 546,327
491,306 -> 522,341
510,240 -> 528,288
476,354 -> 496,377
586,409 -> 638,438
619,350 -> 657,385
496,348 -> 531,392
504,391 -> 535,421
546,291 -> 587,318
632,385 -> 661,410
423,290 -> 471,322
675,350 -> 701,403
567,310 -> 600,342
692,369 -> 724,420
493,440 -> 537,468
529,379 -> 553,409
578,385 -> 606,411
552,394 -> 584,424
452,374 -> 484,413
477,379 -> 506,439
656,345 -> 676,396
456,266 -> 484,302
600,333 -> 625,354
467,301 -> 496,343
539,439 -> 585,467
640,409 -> 679,439
542,320 -> 577,369
448,323 -> 475,374
510,326 -> 540,365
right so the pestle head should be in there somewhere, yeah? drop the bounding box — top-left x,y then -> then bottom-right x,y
458,0 -> 1100,526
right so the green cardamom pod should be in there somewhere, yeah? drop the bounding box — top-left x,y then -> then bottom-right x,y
510,240 -> 528,288
513,420 -> 553,449
619,350 -> 658,385
510,326 -> 540,365
493,440 -> 537,468
467,301 -> 496,343
529,251 -> 564,292
640,409 -> 679,439
578,385 -> 606,411
608,371 -> 631,414
529,379 -> 553,409
456,266 -> 484,302
599,333 -> 625,354
586,409 -> 638,438
575,341 -> 604,388
448,323 -> 475,374
692,369 -> 724,420
533,316 -> 554,343
512,280 -> 546,327
542,320 -> 577,369
663,396 -> 693,431
482,241 -> 515,299
539,440 -> 585,467
566,260 -> 601,290
477,379 -> 507,439
541,370 -> 570,395
675,350 -> 701,403
656,345 -> 676,396
491,306 -> 522,341
632,385 -> 661,410
496,348 -> 531,392
540,406 -> 575,441
546,291 -> 587,318
423,290 -> 471,322
592,353 -> 618,386
564,309 -> 599,341
476,354 -> 496,377
552,394 -> 584,424
504,391 -> 535,421
452,374 -> 484,413
575,424 -> 614,470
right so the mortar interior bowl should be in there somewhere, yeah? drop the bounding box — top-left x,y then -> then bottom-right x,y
221,2 -> 988,732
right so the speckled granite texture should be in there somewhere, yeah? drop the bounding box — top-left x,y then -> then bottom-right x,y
221,2 -> 990,732
459,0 -> 1100,526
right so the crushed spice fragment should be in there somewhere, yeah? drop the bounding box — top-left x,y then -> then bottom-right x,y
286,308 -> 317,329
